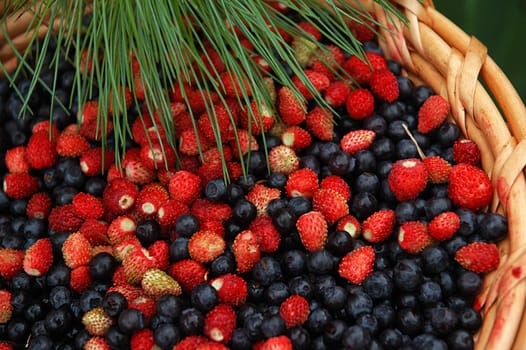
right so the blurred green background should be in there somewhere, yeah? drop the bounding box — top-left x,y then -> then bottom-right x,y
435,0 -> 526,101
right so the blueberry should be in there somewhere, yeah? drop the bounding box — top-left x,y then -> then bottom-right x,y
306,250 -> 334,275
456,270 -> 482,298
378,328 -> 403,349
175,214 -> 199,238
246,151 -> 267,177
231,328 -> 252,349
46,264 -> 71,287
363,114 -> 387,137
328,151 -> 352,176
379,101 -> 404,121
434,122 -> 461,147
272,207 -> 296,234
411,86 -> 434,107
396,308 -> 423,336
287,196 -> 312,217
326,230 -> 354,256
341,325 -> 372,349
267,172 -> 287,190
169,237 -> 190,262
351,192 -> 378,220
7,318 -> 31,342
261,314 -> 286,338
396,138 -> 418,159
102,291 -> 128,318
205,178 -> 227,202
320,285 -> 347,311
353,172 -> 380,194
154,323 -> 181,349
395,201 -> 419,224
252,256 -> 283,286
265,282 -> 290,305
478,213 -> 508,242
118,308 -> 146,333
79,289 -> 104,313
49,286 -> 72,309
226,183 -> 245,205
247,280 -> 265,302
323,319 -> 346,344
412,334 -> 448,350
233,199 -> 257,226
307,307 -> 332,334
425,197 -> 452,220
44,306 -> 73,335
354,150 -> 376,173
459,307 -> 482,331
135,219 -> 160,247
387,120 -> 410,140
210,253 -> 236,277
362,271 -> 393,300
370,137 -> 396,161
447,329 -> 474,350
289,326 -> 311,350
244,312 -> 264,341
237,174 -> 256,193
300,155 -> 321,175
281,250 -> 306,276
191,283 -> 218,313
430,306 -> 458,334
266,198 -> 288,217
394,259 -> 423,292
28,335 -> 54,349
89,252 -> 116,281
421,246 -> 449,274
318,142 -> 340,164
24,302 -> 46,323
418,280 -> 442,305
346,292 -> 373,320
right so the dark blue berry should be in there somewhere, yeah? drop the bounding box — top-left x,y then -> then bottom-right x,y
422,246 -> 449,274
307,250 -> 334,275
341,325 -> 372,349
326,230 -> 353,256
89,252 -> 116,281
396,308 -> 423,336
154,323 -> 181,349
102,291 -> 128,318
205,178 -> 227,202
156,294 -> 184,322
261,314 -> 286,338
191,283 -> 218,313
394,259 -> 423,292
346,292 -> 373,320
362,271 -> 393,300
252,256 -> 283,286
105,326 -> 130,349
307,307 -> 332,335
118,308 -> 146,334
264,282 -> 289,305
175,214 -> 200,238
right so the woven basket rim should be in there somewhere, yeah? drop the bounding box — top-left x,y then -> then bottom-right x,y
2,1 -> 526,349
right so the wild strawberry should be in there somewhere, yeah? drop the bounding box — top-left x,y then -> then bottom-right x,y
23,238 -> 53,276
388,158 -> 428,201
140,142 -> 177,170
210,274 -> 248,306
80,147 -> 115,176
285,168 -> 318,199
203,146 -> 233,165
72,192 -> 105,220
298,21 -> 322,40
281,126 -> 312,150
455,242 -> 499,273
103,178 -> 139,214
62,232 -> 92,268
5,146 -> 30,173
0,343 -> 12,350
169,259 -> 207,293
324,80 -> 350,107
107,284 -> 143,303
240,100 -> 275,135
362,209 -> 396,243
296,211 -> 328,251
173,336 -> 210,350
169,170 -> 202,205
31,120 -> 60,139
147,240 -> 169,271
188,231 -> 226,263
448,164 -> 492,211
26,192 -> 52,219
291,70 -> 330,99
343,52 -> 387,84
0,249 -> 24,280
198,105 -> 236,141
246,184 -> 281,217
423,156 -> 451,184
191,199 -> 232,223
113,237 -> 141,263
369,69 -> 399,102
339,246 -> 375,284
26,130 -> 57,170
348,14 -> 377,42
261,336 -> 293,350
249,215 -> 281,253
130,329 -> 157,350
84,337 -> 111,350
305,107 -> 334,141
320,175 -> 350,201
107,215 -> 137,245
220,72 -> 251,98
309,45 -> 345,81
0,290 -> 13,324
231,129 -> 259,159
417,95 -> 450,133
123,246 -> 159,284
233,230 -> 260,273
336,215 -> 362,239
340,129 -> 375,154
157,199 -> 189,226
48,204 -> 83,232
125,160 -> 156,185
186,89 -> 221,115
280,295 -> 310,328
268,145 -> 300,175
179,128 -> 206,156
78,219 -> 109,245
70,265 -> 92,292
3,172 -> 39,199
135,183 -> 169,218
278,86 -> 306,126
398,221 -> 434,254
429,211 -> 460,240
453,139 -> 481,166
204,304 -> 236,343
141,268 -> 182,299
56,133 -> 90,157
79,101 -> 114,141
200,220 -> 225,238
346,89 -> 374,120
82,306 -> 114,336
129,295 -> 156,321
312,188 -> 349,225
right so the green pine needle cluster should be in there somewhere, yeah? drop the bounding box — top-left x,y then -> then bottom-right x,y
1,0 -> 404,178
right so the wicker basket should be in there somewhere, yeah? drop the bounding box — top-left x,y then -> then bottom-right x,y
2,1 -> 526,349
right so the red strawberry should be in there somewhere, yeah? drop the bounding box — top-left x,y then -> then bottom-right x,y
72,192 -> 105,220
56,133 -> 90,157
230,129 -> 259,159
298,21 -> 322,39
0,290 -> 12,324
281,126 -> 312,150
169,170 -> 202,205
103,179 -> 139,214
278,87 -> 306,126
346,89 -> 374,120
240,100 -> 274,136
196,342 -> 229,350
70,265 -> 92,292
31,120 -> 59,139
125,159 -> 157,185
338,246 -> 375,284
129,295 -> 156,321
169,259 -> 208,293
203,146 -> 233,164
191,199 -> 232,223
48,204 -> 83,232
84,337 -> 111,350
130,329 -> 157,350
141,268 -> 182,299
336,215 -> 361,239
308,44 -> 345,81
82,306 -> 113,336
233,230 -> 260,273
280,295 -> 310,328
23,238 -> 53,276
200,220 -> 225,238
246,184 -> 281,217
188,231 -> 226,263
268,145 -> 300,175
296,211 -> 328,251
417,95 -> 450,133
324,81 -> 350,107
320,175 -> 350,201
123,246 -> 159,284
285,168 -> 318,199
80,147 -> 115,176
455,242 -> 499,273
398,221 -> 434,254
135,183 -> 169,218
178,128 -> 207,156
429,211 -> 460,240
362,209 -> 396,243
106,284 -> 143,302
388,158 -> 428,201
173,336 -> 210,350
62,232 -> 92,268
0,343 -> 12,350
79,219 -> 109,245
249,215 -> 281,253
260,336 -> 293,350
448,164 -> 492,211
157,199 -> 189,227
0,249 -> 24,280
348,14 -> 377,42
210,274 -> 248,306
305,107 -> 334,141
147,240 -> 170,271
5,146 -> 30,173
107,215 -> 137,245
79,101 -> 114,141
312,188 -> 349,225
26,192 -> 52,219
220,72 -> 251,98
343,52 -> 387,84
204,304 -> 236,343
369,69 -> 399,102
3,172 -> 39,199
423,156 -> 451,184
113,238 -> 142,263
26,130 -> 57,170
340,129 -> 375,154
140,142 -> 177,170
453,139 -> 481,166
291,70 -> 330,100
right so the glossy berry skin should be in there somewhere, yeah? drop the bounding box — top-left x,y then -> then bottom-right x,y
175,214 -> 200,238
205,178 -> 227,202
191,283 -> 219,313
135,219 -> 160,246
252,257 -> 283,286
178,308 -> 204,336
89,252 -> 116,281
156,294 -> 184,322
233,199 -> 257,226
118,308 -> 146,333
102,292 -> 128,318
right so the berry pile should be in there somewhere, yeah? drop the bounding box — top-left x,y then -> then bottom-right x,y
0,6 -> 508,350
